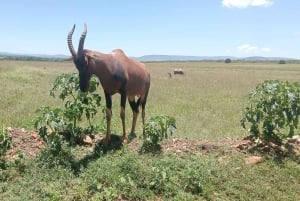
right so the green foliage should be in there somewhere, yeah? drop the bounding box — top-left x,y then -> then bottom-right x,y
50,73 -> 102,129
241,80 -> 300,143
225,58 -> 232,63
144,115 -> 176,144
13,151 -> 26,173
144,166 -> 173,195
278,60 -> 286,64
0,54 -> 66,62
34,106 -> 65,152
184,169 -> 204,194
0,126 -> 12,169
34,73 -> 104,149
141,115 -> 176,153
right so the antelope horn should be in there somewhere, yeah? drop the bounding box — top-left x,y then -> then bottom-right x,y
67,24 -> 77,59
77,23 -> 87,59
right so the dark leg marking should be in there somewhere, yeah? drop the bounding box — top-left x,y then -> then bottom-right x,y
120,86 -> 127,142
104,91 -> 112,143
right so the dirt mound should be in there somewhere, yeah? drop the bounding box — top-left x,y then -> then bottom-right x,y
161,138 -> 250,155
6,128 -> 44,159
5,128 -> 250,159
4,128 -> 300,162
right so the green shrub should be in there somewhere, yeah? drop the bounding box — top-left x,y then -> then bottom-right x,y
0,126 -> 12,169
278,60 -> 286,64
241,80 -> 300,143
225,58 -> 232,63
34,73 -> 104,150
141,115 -> 176,153
50,73 -> 103,132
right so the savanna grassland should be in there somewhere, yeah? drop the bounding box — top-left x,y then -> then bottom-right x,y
1,60 -> 300,200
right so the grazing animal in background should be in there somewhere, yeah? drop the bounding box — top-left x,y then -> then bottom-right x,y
67,24 -> 150,143
174,68 -> 184,75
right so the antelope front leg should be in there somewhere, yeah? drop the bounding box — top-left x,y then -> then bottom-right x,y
105,108 -> 112,143
105,92 -> 112,144
120,106 -> 128,143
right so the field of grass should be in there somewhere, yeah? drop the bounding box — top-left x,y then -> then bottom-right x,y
1,60 -> 300,200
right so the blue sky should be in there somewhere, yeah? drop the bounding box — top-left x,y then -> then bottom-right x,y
1,0 -> 300,58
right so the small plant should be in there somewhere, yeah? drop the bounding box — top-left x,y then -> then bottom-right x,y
13,151 -> 26,173
141,115 -> 176,153
241,80 -> 300,143
34,73 -> 104,149
146,166 -> 171,194
34,106 -> 65,152
183,167 -> 204,195
0,125 -> 12,169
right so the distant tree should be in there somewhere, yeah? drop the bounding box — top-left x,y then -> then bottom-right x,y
225,58 -> 232,63
278,60 -> 286,64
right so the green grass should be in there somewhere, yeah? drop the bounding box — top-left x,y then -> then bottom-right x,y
0,60 -> 300,200
0,60 -> 74,128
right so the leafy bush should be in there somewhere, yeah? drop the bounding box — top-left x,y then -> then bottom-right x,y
225,58 -> 232,63
0,126 -> 12,169
141,115 -> 176,153
50,73 -> 103,131
278,60 -> 286,64
34,73 -> 104,150
241,80 -> 300,143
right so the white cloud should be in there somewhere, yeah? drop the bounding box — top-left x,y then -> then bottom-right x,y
261,47 -> 271,52
238,44 -> 258,52
237,44 -> 271,54
222,0 -> 274,8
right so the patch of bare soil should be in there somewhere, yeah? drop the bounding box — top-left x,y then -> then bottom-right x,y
160,138 -> 251,155
6,128 -> 45,160
5,128 -> 300,162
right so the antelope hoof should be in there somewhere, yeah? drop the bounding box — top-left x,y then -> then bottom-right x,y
122,135 -> 129,144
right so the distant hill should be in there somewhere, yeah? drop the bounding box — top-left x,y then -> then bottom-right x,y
135,55 -> 297,62
0,52 -> 69,61
136,55 -> 236,61
240,56 -> 296,61
0,52 -> 297,62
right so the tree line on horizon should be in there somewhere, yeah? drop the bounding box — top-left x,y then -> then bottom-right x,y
1,54 -> 299,64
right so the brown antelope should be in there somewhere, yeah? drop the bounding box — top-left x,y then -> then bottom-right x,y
67,24 -> 150,143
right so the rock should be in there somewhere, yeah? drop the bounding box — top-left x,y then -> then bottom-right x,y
236,143 -> 248,150
30,133 -> 38,139
279,145 -> 287,152
293,135 -> 300,144
288,135 -> 300,144
6,127 -> 13,132
244,156 -> 264,165
82,135 -> 93,145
